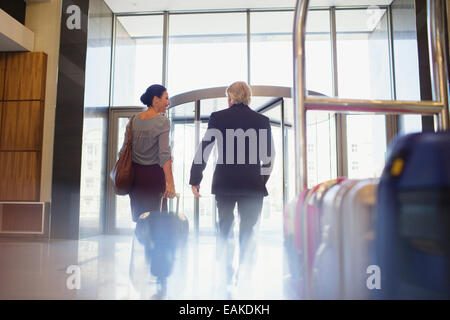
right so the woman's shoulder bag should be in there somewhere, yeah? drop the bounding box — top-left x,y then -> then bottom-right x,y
110,115 -> 136,195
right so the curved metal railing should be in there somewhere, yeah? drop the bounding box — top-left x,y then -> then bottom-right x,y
169,85 -> 327,108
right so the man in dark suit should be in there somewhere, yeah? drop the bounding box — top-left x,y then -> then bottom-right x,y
189,81 -> 274,278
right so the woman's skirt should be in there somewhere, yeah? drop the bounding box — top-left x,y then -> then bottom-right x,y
129,162 -> 166,222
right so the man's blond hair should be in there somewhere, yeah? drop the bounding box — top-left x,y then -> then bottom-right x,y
226,81 -> 252,106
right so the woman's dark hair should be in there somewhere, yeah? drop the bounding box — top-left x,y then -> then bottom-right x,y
140,84 -> 167,106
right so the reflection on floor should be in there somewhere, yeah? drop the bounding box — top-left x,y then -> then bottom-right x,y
0,232 -> 291,300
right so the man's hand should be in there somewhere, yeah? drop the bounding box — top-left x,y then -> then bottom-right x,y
191,185 -> 201,198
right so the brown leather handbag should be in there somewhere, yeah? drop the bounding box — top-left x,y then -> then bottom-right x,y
110,116 -> 135,195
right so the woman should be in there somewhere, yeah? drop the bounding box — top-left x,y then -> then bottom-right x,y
119,84 -> 176,222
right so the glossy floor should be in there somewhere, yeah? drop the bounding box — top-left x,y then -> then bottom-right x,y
0,232 -> 292,300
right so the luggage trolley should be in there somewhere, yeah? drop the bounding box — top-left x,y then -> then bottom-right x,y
292,0 -> 450,299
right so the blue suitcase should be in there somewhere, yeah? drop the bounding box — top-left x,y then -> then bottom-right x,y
376,131 -> 450,299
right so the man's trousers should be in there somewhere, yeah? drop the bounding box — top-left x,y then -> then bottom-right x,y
215,194 -> 264,264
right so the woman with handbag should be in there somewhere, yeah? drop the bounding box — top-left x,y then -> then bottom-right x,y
118,84 -> 176,222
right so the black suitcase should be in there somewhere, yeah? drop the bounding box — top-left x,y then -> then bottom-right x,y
134,194 -> 189,279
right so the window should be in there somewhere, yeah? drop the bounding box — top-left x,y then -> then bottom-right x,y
251,11 -> 294,87
113,15 -> 164,106
168,13 -> 247,96
305,10 -> 333,96
169,103 -> 196,232
86,178 -> 94,189
307,111 -> 337,187
250,10 -> 332,94
392,0 -> 422,134
80,117 -> 106,233
336,8 -> 390,179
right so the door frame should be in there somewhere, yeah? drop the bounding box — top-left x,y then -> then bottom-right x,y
106,107 -> 144,234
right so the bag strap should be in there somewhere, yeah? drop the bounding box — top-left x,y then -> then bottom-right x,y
127,115 -> 136,144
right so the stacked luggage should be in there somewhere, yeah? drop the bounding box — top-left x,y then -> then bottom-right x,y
284,131 -> 450,300
283,189 -> 309,297
310,179 -> 378,299
284,178 -> 346,299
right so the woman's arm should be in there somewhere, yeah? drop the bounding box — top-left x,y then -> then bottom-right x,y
159,118 -> 176,198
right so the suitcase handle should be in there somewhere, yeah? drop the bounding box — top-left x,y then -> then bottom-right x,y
160,193 -> 180,213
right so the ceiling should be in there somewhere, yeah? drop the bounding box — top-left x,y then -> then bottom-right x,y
104,0 -> 394,13
0,8 -> 34,52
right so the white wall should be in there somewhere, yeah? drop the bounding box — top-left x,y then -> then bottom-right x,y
25,0 -> 62,202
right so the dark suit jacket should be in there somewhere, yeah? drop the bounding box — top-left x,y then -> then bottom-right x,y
189,103 -> 274,197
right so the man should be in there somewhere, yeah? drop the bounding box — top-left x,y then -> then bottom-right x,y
189,81 -> 274,280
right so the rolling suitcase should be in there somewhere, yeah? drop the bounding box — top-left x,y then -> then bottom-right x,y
135,194 -> 188,248
293,189 -> 310,260
376,131 -> 450,299
303,179 -> 345,273
283,189 -> 309,299
284,190 -> 309,268
130,194 -> 189,296
312,179 -> 359,299
301,178 -> 345,298
341,179 -> 377,299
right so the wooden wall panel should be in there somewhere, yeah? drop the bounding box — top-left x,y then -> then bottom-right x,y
4,52 -> 47,101
1,204 -> 43,232
0,52 -> 47,235
0,102 -> 3,139
0,101 -> 43,150
0,152 -> 40,201
0,54 -> 5,100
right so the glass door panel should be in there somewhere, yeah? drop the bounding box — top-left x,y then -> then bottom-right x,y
200,98 -> 227,117
261,124 -> 283,234
259,102 -> 284,234
346,115 -> 387,179
115,116 -> 134,229
169,102 -> 196,232
79,115 -> 107,237
336,8 -> 390,178
107,109 -> 142,234
198,123 -> 217,234
282,98 -> 337,191
391,0 -> 422,135
306,111 -> 338,188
